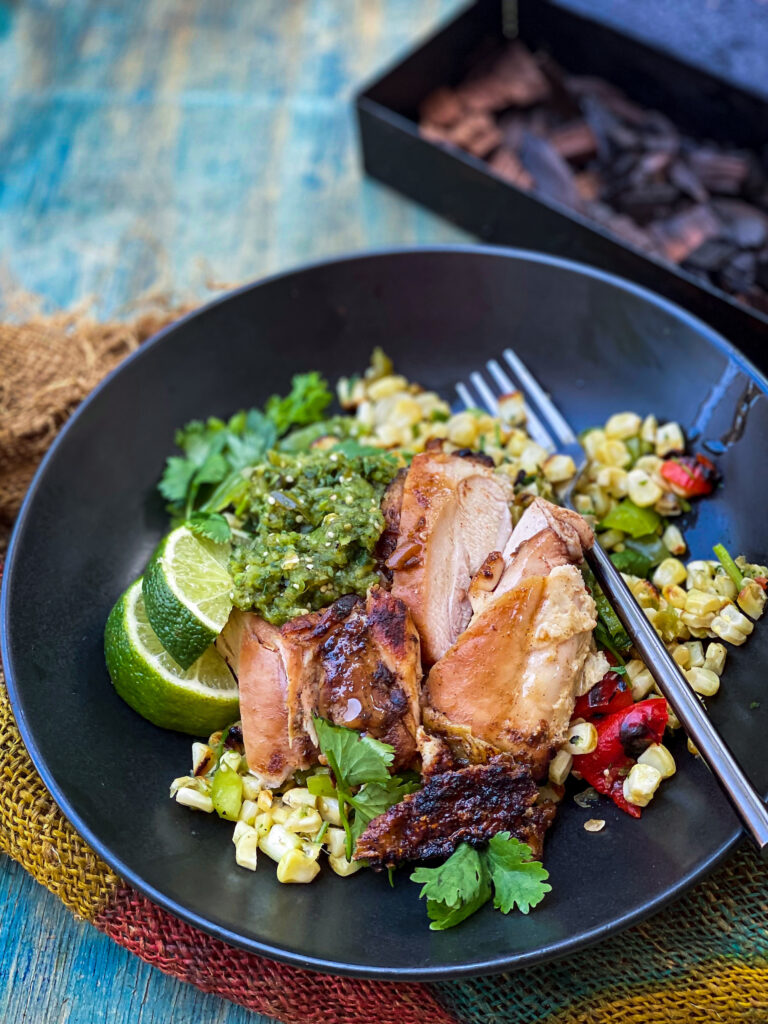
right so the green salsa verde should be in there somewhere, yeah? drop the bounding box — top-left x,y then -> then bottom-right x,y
229,449 -> 400,625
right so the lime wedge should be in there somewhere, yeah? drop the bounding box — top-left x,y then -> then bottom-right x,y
105,579 -> 239,735
143,526 -> 233,669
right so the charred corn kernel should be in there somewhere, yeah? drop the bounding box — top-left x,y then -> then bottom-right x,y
686,560 -> 715,590
208,730 -> 223,748
447,412 -> 478,447
520,441 -> 548,473
638,743 -> 676,778
175,788 -> 214,813
192,742 -> 215,776
239,799 -> 259,825
416,392 -> 449,417
220,750 -> 242,772
543,454 -> 576,482
277,849 -> 321,884
681,612 -> 715,631
685,666 -> 721,697
242,776 -> 262,801
256,789 -> 273,811
652,558 -> 687,589
235,832 -> 259,871
497,391 -> 527,425
712,574 -> 738,600
232,820 -> 256,845
630,579 -> 660,609
584,484 -> 610,518
259,823 -> 301,863
684,640 -> 705,667
712,602 -> 753,634
641,414 -> 658,443
564,722 -> 598,755
623,763 -> 663,807
704,642 -> 727,676
670,645 -> 690,669
596,466 -> 629,498
598,528 -> 625,550
662,584 -> 687,609
595,439 -> 631,468
630,667 -> 655,700
300,840 -> 323,861
662,524 -> 686,556
329,854 -> 364,878
574,493 -> 594,515
635,454 -> 664,475
666,705 -> 682,730
605,412 -> 642,440
549,749 -> 573,785
738,579 -> 767,619
390,396 -> 424,428
627,468 -> 662,507
170,775 -> 200,797
537,784 -> 564,804
582,429 -> 607,459
655,492 -> 685,517
584,818 -> 606,833
282,788 -> 317,810
367,374 -> 408,400
325,827 -> 347,859
285,807 -> 322,834
625,659 -> 646,681
317,795 -> 342,826
253,811 -> 272,837
685,590 -> 724,616
270,803 -> 290,825
656,421 -> 685,457
686,738 -> 699,757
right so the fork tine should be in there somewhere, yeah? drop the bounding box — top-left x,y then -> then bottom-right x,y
486,359 -> 556,451
469,371 -> 502,416
502,348 -> 578,445
455,382 -> 475,411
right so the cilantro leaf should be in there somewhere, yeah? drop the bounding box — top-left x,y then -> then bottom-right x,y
265,372 -> 333,436
485,833 -> 551,915
411,845 -> 492,931
159,456 -> 197,504
188,511 -> 231,544
314,718 -> 394,788
348,777 -> 420,846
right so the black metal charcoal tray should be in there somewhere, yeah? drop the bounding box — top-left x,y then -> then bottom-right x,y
355,0 -> 768,367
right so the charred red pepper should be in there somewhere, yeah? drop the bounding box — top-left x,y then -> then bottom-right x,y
573,670 -> 633,720
572,698 -> 669,817
659,454 -> 718,498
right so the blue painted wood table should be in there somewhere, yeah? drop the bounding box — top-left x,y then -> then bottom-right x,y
1,1 -> 766,1021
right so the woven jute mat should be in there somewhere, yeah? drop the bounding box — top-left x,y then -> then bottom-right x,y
1,307 -> 767,1023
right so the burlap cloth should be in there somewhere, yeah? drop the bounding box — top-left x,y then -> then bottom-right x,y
1,308 -> 767,1023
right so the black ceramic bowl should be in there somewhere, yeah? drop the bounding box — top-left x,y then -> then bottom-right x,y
4,248 -> 768,980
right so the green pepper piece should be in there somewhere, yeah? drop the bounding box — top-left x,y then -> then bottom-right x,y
307,773 -> 337,798
211,766 -> 243,821
600,499 -> 662,539
713,543 -> 744,589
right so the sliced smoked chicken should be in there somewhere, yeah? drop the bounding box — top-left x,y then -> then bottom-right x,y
389,448 -> 513,666
423,498 -> 598,778
216,611 -> 316,787
285,586 -> 422,771
217,588 -> 422,783
354,757 -> 556,868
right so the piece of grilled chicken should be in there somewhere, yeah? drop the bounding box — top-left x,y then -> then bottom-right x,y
388,447 -> 513,666
216,587 -> 422,787
423,498 -> 600,778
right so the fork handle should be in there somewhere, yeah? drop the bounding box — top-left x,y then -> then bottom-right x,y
586,542 -> 768,851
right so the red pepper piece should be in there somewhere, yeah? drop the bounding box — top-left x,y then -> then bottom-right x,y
573,670 -> 633,720
659,454 -> 718,498
572,699 -> 669,818
754,576 -> 767,591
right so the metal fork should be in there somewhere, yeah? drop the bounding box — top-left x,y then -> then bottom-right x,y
459,349 -> 768,851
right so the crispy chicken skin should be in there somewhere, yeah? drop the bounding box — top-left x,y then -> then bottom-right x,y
286,587 -> 422,770
216,612 -> 315,787
219,589 -> 423,782
354,757 -> 556,868
469,497 -> 593,618
390,449 -> 513,666
375,469 -> 407,582
425,565 -> 597,776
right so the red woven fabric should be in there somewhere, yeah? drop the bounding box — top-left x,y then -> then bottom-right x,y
95,887 -> 458,1024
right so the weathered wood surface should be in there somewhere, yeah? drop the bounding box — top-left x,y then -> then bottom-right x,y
1,0 -> 766,1021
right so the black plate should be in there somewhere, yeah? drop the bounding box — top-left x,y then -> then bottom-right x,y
3,247 -> 768,980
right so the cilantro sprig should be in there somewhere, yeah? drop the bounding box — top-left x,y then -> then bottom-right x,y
158,372 -> 333,540
313,718 -> 419,860
411,833 -> 551,931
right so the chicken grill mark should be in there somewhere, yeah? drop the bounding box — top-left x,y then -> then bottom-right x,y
354,757 -> 556,868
